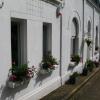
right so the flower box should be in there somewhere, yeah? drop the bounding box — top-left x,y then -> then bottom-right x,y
39,54 -> 58,75
39,68 -> 52,75
7,79 -> 28,88
7,64 -> 36,88
39,65 -> 58,75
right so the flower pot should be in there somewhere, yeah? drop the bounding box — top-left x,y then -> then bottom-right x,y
94,62 -> 99,67
87,42 -> 91,47
69,77 -> 76,84
82,67 -> 88,76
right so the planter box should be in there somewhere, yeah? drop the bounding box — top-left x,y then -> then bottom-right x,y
39,65 -> 58,75
39,69 -> 53,75
7,79 -> 30,88
68,62 -> 76,70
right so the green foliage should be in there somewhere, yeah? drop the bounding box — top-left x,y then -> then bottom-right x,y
85,60 -> 95,72
70,72 -> 79,78
42,54 -> 58,70
71,55 -> 80,64
85,38 -> 92,47
11,64 -> 28,81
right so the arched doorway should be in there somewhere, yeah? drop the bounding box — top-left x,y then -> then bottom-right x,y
95,26 -> 98,48
88,21 -> 91,36
87,21 -> 91,59
71,17 -> 79,56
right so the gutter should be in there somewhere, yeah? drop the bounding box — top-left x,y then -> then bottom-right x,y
57,2 -> 65,86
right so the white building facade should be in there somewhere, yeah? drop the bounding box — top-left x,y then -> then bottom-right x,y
0,0 -> 100,100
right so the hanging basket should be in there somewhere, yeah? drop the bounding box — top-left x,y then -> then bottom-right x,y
85,38 -> 92,47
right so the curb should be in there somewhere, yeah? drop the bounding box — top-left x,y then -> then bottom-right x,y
62,67 -> 100,100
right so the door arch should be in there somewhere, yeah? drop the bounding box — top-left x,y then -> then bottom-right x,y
71,17 -> 79,56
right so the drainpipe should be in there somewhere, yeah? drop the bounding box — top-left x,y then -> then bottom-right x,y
92,8 -> 94,59
82,0 -> 84,66
99,15 -> 100,62
56,1 -> 65,86
60,14 -> 62,85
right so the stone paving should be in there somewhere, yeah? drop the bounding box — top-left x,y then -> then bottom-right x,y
41,67 -> 100,100
68,68 -> 100,100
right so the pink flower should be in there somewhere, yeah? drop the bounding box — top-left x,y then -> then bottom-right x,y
9,75 -> 17,81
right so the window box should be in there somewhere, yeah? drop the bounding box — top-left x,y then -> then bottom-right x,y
39,54 -> 58,75
39,65 -> 58,75
7,64 -> 37,88
7,78 -> 30,88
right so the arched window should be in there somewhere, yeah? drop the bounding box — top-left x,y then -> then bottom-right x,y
88,21 -> 91,36
71,18 -> 79,56
95,26 -> 98,48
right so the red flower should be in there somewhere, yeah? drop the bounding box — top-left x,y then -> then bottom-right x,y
9,75 -> 17,81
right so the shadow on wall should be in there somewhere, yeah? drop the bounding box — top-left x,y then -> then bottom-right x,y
34,71 -> 52,86
0,81 -> 29,100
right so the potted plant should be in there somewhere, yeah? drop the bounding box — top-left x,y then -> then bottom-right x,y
40,54 -> 58,74
71,55 -> 80,65
82,67 -> 88,76
94,61 -> 99,67
7,63 -> 36,88
85,38 -> 92,47
68,72 -> 78,84
86,60 -> 95,72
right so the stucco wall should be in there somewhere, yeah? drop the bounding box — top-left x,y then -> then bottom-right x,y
0,0 -> 99,100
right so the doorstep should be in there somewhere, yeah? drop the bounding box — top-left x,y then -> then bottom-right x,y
40,67 -> 100,100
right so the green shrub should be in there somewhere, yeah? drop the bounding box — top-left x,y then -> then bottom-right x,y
41,54 -> 58,70
85,60 -> 95,72
71,55 -> 80,64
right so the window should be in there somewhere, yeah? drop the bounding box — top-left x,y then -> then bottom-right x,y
11,18 -> 27,66
43,23 -> 52,58
87,21 -> 91,59
95,26 -> 98,48
88,21 -> 91,36
71,18 -> 79,56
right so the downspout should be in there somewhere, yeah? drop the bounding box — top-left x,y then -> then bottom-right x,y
82,0 -> 84,65
57,1 -> 65,86
92,8 -> 94,59
99,15 -> 100,62
60,14 -> 62,86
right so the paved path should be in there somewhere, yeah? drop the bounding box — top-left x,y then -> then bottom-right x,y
69,70 -> 100,100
